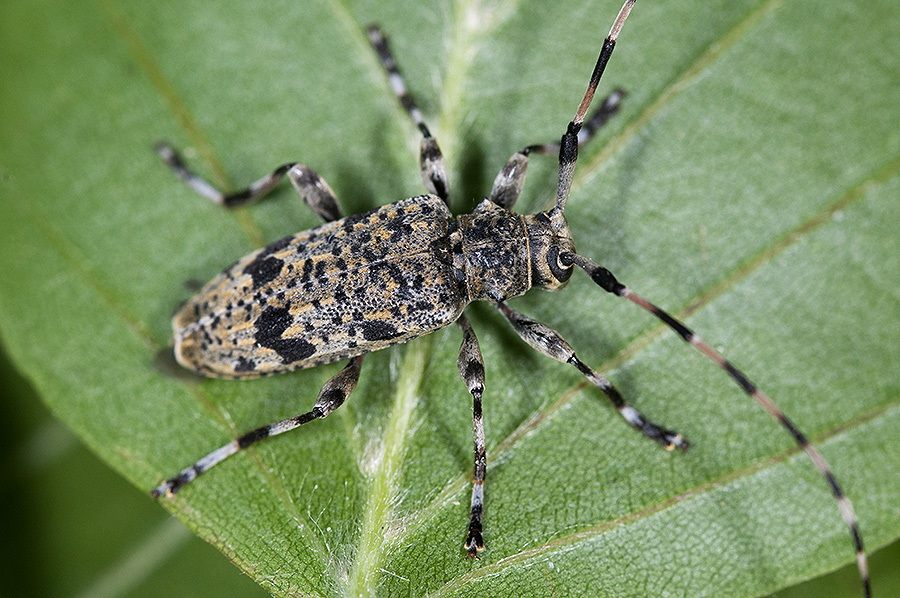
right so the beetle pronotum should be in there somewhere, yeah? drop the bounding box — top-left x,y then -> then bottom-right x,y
152,1 -> 870,594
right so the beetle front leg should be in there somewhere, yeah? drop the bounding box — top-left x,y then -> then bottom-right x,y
456,313 -> 487,557
488,89 -> 626,211
497,302 -> 688,451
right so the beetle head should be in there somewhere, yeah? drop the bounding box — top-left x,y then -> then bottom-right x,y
525,207 -> 576,292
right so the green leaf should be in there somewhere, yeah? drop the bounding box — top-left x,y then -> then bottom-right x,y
0,347 -> 271,598
1,0 -> 898,597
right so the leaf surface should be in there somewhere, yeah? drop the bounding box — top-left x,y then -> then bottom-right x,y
1,0 -> 899,596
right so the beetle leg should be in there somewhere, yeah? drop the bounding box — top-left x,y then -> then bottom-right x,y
496,302 -> 688,451
152,355 -> 363,498
486,150 -> 530,212
489,89 -> 626,211
456,314 -> 487,557
155,143 -> 342,223
367,25 -> 450,206
286,164 -> 343,222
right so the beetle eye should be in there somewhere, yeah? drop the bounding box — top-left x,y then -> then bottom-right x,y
546,246 -> 573,282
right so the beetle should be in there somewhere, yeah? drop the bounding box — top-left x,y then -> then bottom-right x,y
152,1 -> 870,594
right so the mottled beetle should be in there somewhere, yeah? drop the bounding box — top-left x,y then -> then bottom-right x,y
152,1 -> 870,594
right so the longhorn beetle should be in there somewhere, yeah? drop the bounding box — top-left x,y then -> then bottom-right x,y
152,1 -> 870,594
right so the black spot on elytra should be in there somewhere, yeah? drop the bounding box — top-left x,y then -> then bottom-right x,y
263,236 -> 293,255
299,260 -> 314,283
368,262 -> 408,291
413,300 -> 433,313
254,306 -> 316,363
341,208 -> 375,232
243,254 -> 284,290
234,356 -> 257,372
361,320 -> 400,341
387,218 -> 415,243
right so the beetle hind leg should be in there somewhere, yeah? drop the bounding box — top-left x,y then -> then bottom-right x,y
367,25 -> 450,206
155,143 -> 343,223
152,355 -> 363,499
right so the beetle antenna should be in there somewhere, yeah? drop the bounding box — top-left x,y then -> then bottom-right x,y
553,0 -> 635,214
563,251 -> 871,597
